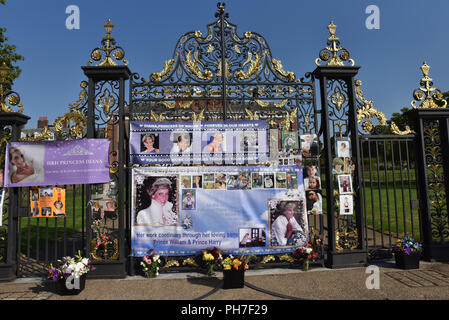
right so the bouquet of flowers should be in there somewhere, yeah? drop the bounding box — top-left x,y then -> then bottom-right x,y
141,249 -> 161,278
202,247 -> 223,276
48,250 -> 94,280
293,243 -> 318,271
91,219 -> 109,247
221,255 -> 250,271
392,235 -> 422,255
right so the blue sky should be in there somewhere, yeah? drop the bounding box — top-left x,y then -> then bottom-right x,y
1,0 -> 449,128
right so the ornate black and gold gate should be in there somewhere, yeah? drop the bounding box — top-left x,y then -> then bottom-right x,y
128,3 -> 324,272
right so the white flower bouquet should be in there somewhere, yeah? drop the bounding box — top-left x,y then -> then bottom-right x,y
141,249 -> 161,278
48,250 -> 95,280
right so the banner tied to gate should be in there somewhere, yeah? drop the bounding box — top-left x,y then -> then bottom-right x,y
131,166 -> 308,256
129,120 -> 269,165
4,139 -> 111,187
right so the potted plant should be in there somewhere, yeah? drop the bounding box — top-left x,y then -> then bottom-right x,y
47,250 -> 94,295
220,254 -> 250,289
140,249 -> 161,278
392,235 -> 422,269
201,247 -> 222,276
293,243 -> 318,271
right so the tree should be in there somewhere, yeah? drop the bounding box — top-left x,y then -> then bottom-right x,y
0,0 -> 24,85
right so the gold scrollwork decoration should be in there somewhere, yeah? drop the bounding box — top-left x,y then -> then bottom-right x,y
150,59 -> 175,82
182,258 -> 199,267
271,58 -> 295,82
0,62 -> 24,113
390,121 -> 414,135
279,254 -> 295,263
186,51 -> 213,80
90,239 -> 119,261
335,228 -> 359,252
281,108 -> 297,131
161,101 -> 193,109
151,110 -> 165,121
245,109 -> 259,121
234,52 -> 262,80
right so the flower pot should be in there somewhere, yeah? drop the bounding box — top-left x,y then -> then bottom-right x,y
56,274 -> 86,295
394,250 -> 420,270
223,269 -> 245,289
302,260 -> 310,271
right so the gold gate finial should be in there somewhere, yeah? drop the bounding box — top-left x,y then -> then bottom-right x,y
315,21 -> 354,67
411,61 -> 447,109
87,18 -> 128,67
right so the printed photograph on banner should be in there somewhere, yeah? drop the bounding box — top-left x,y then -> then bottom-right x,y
339,195 -> 353,215
264,173 -> 274,188
140,133 -> 160,154
281,131 -> 298,150
203,132 -> 225,153
103,200 -> 117,221
275,172 -> 287,189
239,227 -> 266,248
338,174 -> 353,195
268,199 -> 307,247
7,144 -> 45,185
215,173 -> 227,190
240,132 -> 258,152
251,172 -> 264,189
300,134 -> 319,157
332,157 -> 345,174
171,132 -> 192,153
40,187 -> 53,197
202,173 -> 215,190
134,175 -> 179,226
182,189 -> 196,210
306,190 -> 322,215
192,175 -> 202,188
336,137 -> 351,158
181,175 -> 191,188
286,172 -> 298,189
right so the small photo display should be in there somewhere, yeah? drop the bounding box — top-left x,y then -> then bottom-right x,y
239,227 -> 266,248
336,137 -> 351,158
286,172 -> 298,189
192,175 -> 202,188
304,176 -> 321,191
180,175 -> 192,189
264,174 -> 274,188
339,195 -> 353,215
332,157 -> 345,175
275,172 -> 287,189
240,132 -> 258,152
343,157 -> 355,174
306,190 -> 322,215
337,174 -> 353,194
251,172 -> 264,189
171,132 -> 192,153
182,189 -> 196,210
214,173 -> 227,189
141,133 -> 160,154
300,134 -> 319,157
281,131 -> 299,150
103,200 -> 117,220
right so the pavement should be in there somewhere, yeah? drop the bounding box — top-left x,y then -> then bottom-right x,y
1,260 -> 449,302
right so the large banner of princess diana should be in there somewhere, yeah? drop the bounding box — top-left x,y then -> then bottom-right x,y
131,166 -> 308,256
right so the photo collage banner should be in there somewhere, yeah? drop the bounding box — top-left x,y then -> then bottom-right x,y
129,120 -> 269,165
131,166 -> 307,256
4,139 -> 111,187
30,187 -> 66,218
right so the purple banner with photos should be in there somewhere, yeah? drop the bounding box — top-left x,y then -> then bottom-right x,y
4,139 -> 111,187
129,120 -> 269,165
